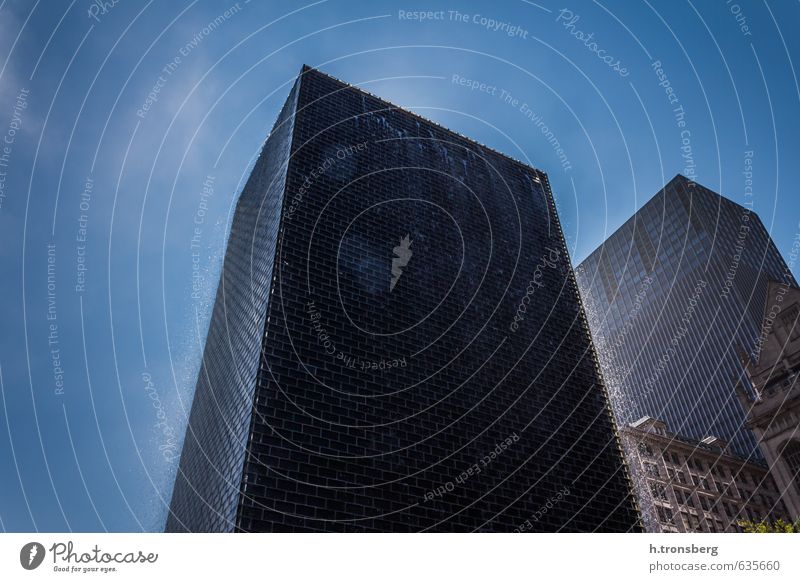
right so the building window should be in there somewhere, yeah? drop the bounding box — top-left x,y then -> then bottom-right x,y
650,482 -> 668,501
780,304 -> 799,340
781,440 -> 800,494
639,442 -> 654,458
644,462 -> 660,478
677,471 -> 687,484
725,503 -> 737,519
681,511 -> 691,530
657,505 -> 674,524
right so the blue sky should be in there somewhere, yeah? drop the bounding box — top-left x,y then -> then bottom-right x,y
0,0 -> 798,532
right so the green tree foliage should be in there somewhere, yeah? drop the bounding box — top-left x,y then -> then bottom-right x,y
739,518 -> 800,533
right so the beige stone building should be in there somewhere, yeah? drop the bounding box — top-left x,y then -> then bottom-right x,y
621,416 -> 790,532
736,281 -> 800,520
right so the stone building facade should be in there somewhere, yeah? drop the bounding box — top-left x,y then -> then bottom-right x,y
622,416 -> 790,532
737,281 -> 800,520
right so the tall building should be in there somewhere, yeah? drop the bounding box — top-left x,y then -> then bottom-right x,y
576,175 -> 796,460
621,416 -> 791,532
737,281 -> 800,519
166,66 -> 640,532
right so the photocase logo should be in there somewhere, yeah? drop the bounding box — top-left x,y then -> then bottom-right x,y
20,542 -> 45,570
390,234 -> 413,292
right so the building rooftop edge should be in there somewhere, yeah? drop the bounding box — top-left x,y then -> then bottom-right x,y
576,174 -> 766,270
624,416 -> 766,469
299,64 -> 548,179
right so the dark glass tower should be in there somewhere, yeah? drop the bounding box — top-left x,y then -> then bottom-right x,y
166,65 -> 640,532
576,175 -> 796,460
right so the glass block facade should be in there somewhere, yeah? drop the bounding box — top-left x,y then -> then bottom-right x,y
576,175 -> 796,460
166,66 -> 640,532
